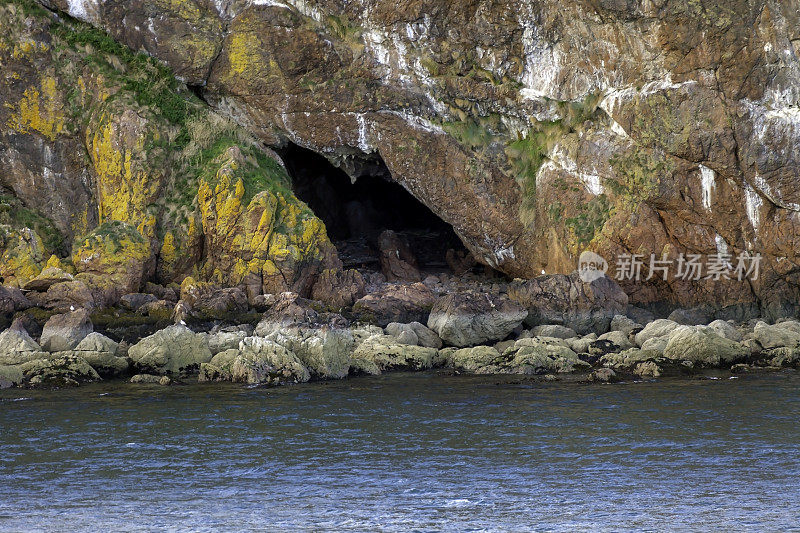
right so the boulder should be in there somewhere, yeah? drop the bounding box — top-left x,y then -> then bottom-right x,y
22,266 -> 74,292
504,338 -> 582,375
530,324 -> 578,339
71,332 -> 128,378
427,292 -> 527,347
311,268 -> 366,308
264,327 -> 355,380
351,334 -> 437,372
587,368 -> 618,383
640,336 -> 669,354
385,322 -> 419,346
634,319 -> 681,347
206,330 -> 247,355
663,326 -> 748,366
21,354 -> 100,388
597,330 -> 634,351
610,315 -> 642,336
0,364 -> 24,389
567,333 -> 597,354
353,282 -> 435,326
0,326 -> 47,365
634,361 -> 662,378
130,374 -> 171,385
409,322 -> 443,349
451,346 -> 502,372
128,325 -> 213,376
507,273 -> 628,335
40,309 -> 93,352
120,293 -> 159,311
753,321 -> 800,349
0,286 -> 31,315
668,307 -> 713,326
200,338 -> 310,386
27,280 -> 95,312
377,230 -> 421,282
181,282 -> 250,320
706,319 -> 743,342
600,348 -> 663,370
139,299 -> 174,319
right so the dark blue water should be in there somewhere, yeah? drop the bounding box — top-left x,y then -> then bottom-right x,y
2,371 -> 800,531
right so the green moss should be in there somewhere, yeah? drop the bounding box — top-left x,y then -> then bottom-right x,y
0,194 -> 64,253
564,194 -> 612,247
50,11 -> 196,137
608,151 -> 671,207
7,0 -> 49,17
74,220 -> 146,254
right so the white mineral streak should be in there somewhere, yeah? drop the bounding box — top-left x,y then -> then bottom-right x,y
67,0 -> 98,22
546,144 -> 604,196
517,2 -> 562,100
744,181 -> 762,230
356,113 -> 371,152
699,165 -> 715,210
382,111 -> 446,136
714,233 -> 729,256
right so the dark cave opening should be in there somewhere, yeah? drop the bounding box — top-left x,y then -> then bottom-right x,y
278,142 -> 472,274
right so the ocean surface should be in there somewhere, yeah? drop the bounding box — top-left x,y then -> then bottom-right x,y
1,371 -> 800,532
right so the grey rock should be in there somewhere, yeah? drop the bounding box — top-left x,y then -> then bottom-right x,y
0,326 -> 47,365
531,324 -> 578,339
610,314 -> 642,335
663,326 -> 748,366
428,292 -> 527,347
40,309 -> 93,352
128,325 -> 212,376
753,320 -> 800,349
634,319 -> 681,347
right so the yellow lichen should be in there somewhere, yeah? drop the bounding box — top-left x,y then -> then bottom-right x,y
7,76 -> 65,141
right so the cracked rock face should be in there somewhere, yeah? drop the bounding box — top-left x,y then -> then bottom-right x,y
9,0 -> 800,312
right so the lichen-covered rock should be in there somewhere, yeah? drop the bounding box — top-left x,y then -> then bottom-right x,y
39,309 -> 93,352
601,348 -> 663,371
610,315 -> 642,336
0,325 -> 47,365
204,337 -> 310,385
71,332 -> 128,378
634,319 -> 681,348
264,327 -> 355,380
22,265 -> 73,292
530,325 -> 578,340
128,325 -> 212,376
428,292 -> 527,347
450,346 -> 502,373
753,321 -> 800,350
120,293 -> 159,312
452,337 -> 583,375
663,326 -> 748,366
21,354 -> 100,388
72,222 -> 153,307
130,374 -> 171,385
706,320 -> 744,343
351,334 -> 437,372
597,330 -> 634,351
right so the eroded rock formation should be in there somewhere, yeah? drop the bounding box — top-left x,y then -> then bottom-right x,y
1,0 -> 800,315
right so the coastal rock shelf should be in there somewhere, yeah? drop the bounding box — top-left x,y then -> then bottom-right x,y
2,279 -> 799,389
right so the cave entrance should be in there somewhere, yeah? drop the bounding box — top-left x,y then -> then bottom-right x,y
278,142 -> 473,276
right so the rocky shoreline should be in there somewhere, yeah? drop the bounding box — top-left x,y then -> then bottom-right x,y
2,271 -> 799,390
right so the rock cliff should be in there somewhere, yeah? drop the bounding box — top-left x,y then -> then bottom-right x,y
3,0 -> 800,315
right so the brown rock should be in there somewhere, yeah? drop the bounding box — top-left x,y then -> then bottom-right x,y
311,268 -> 366,309
508,273 -> 628,335
353,283 -> 435,327
0,286 -> 31,315
377,230 -> 421,282
27,281 -> 96,313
